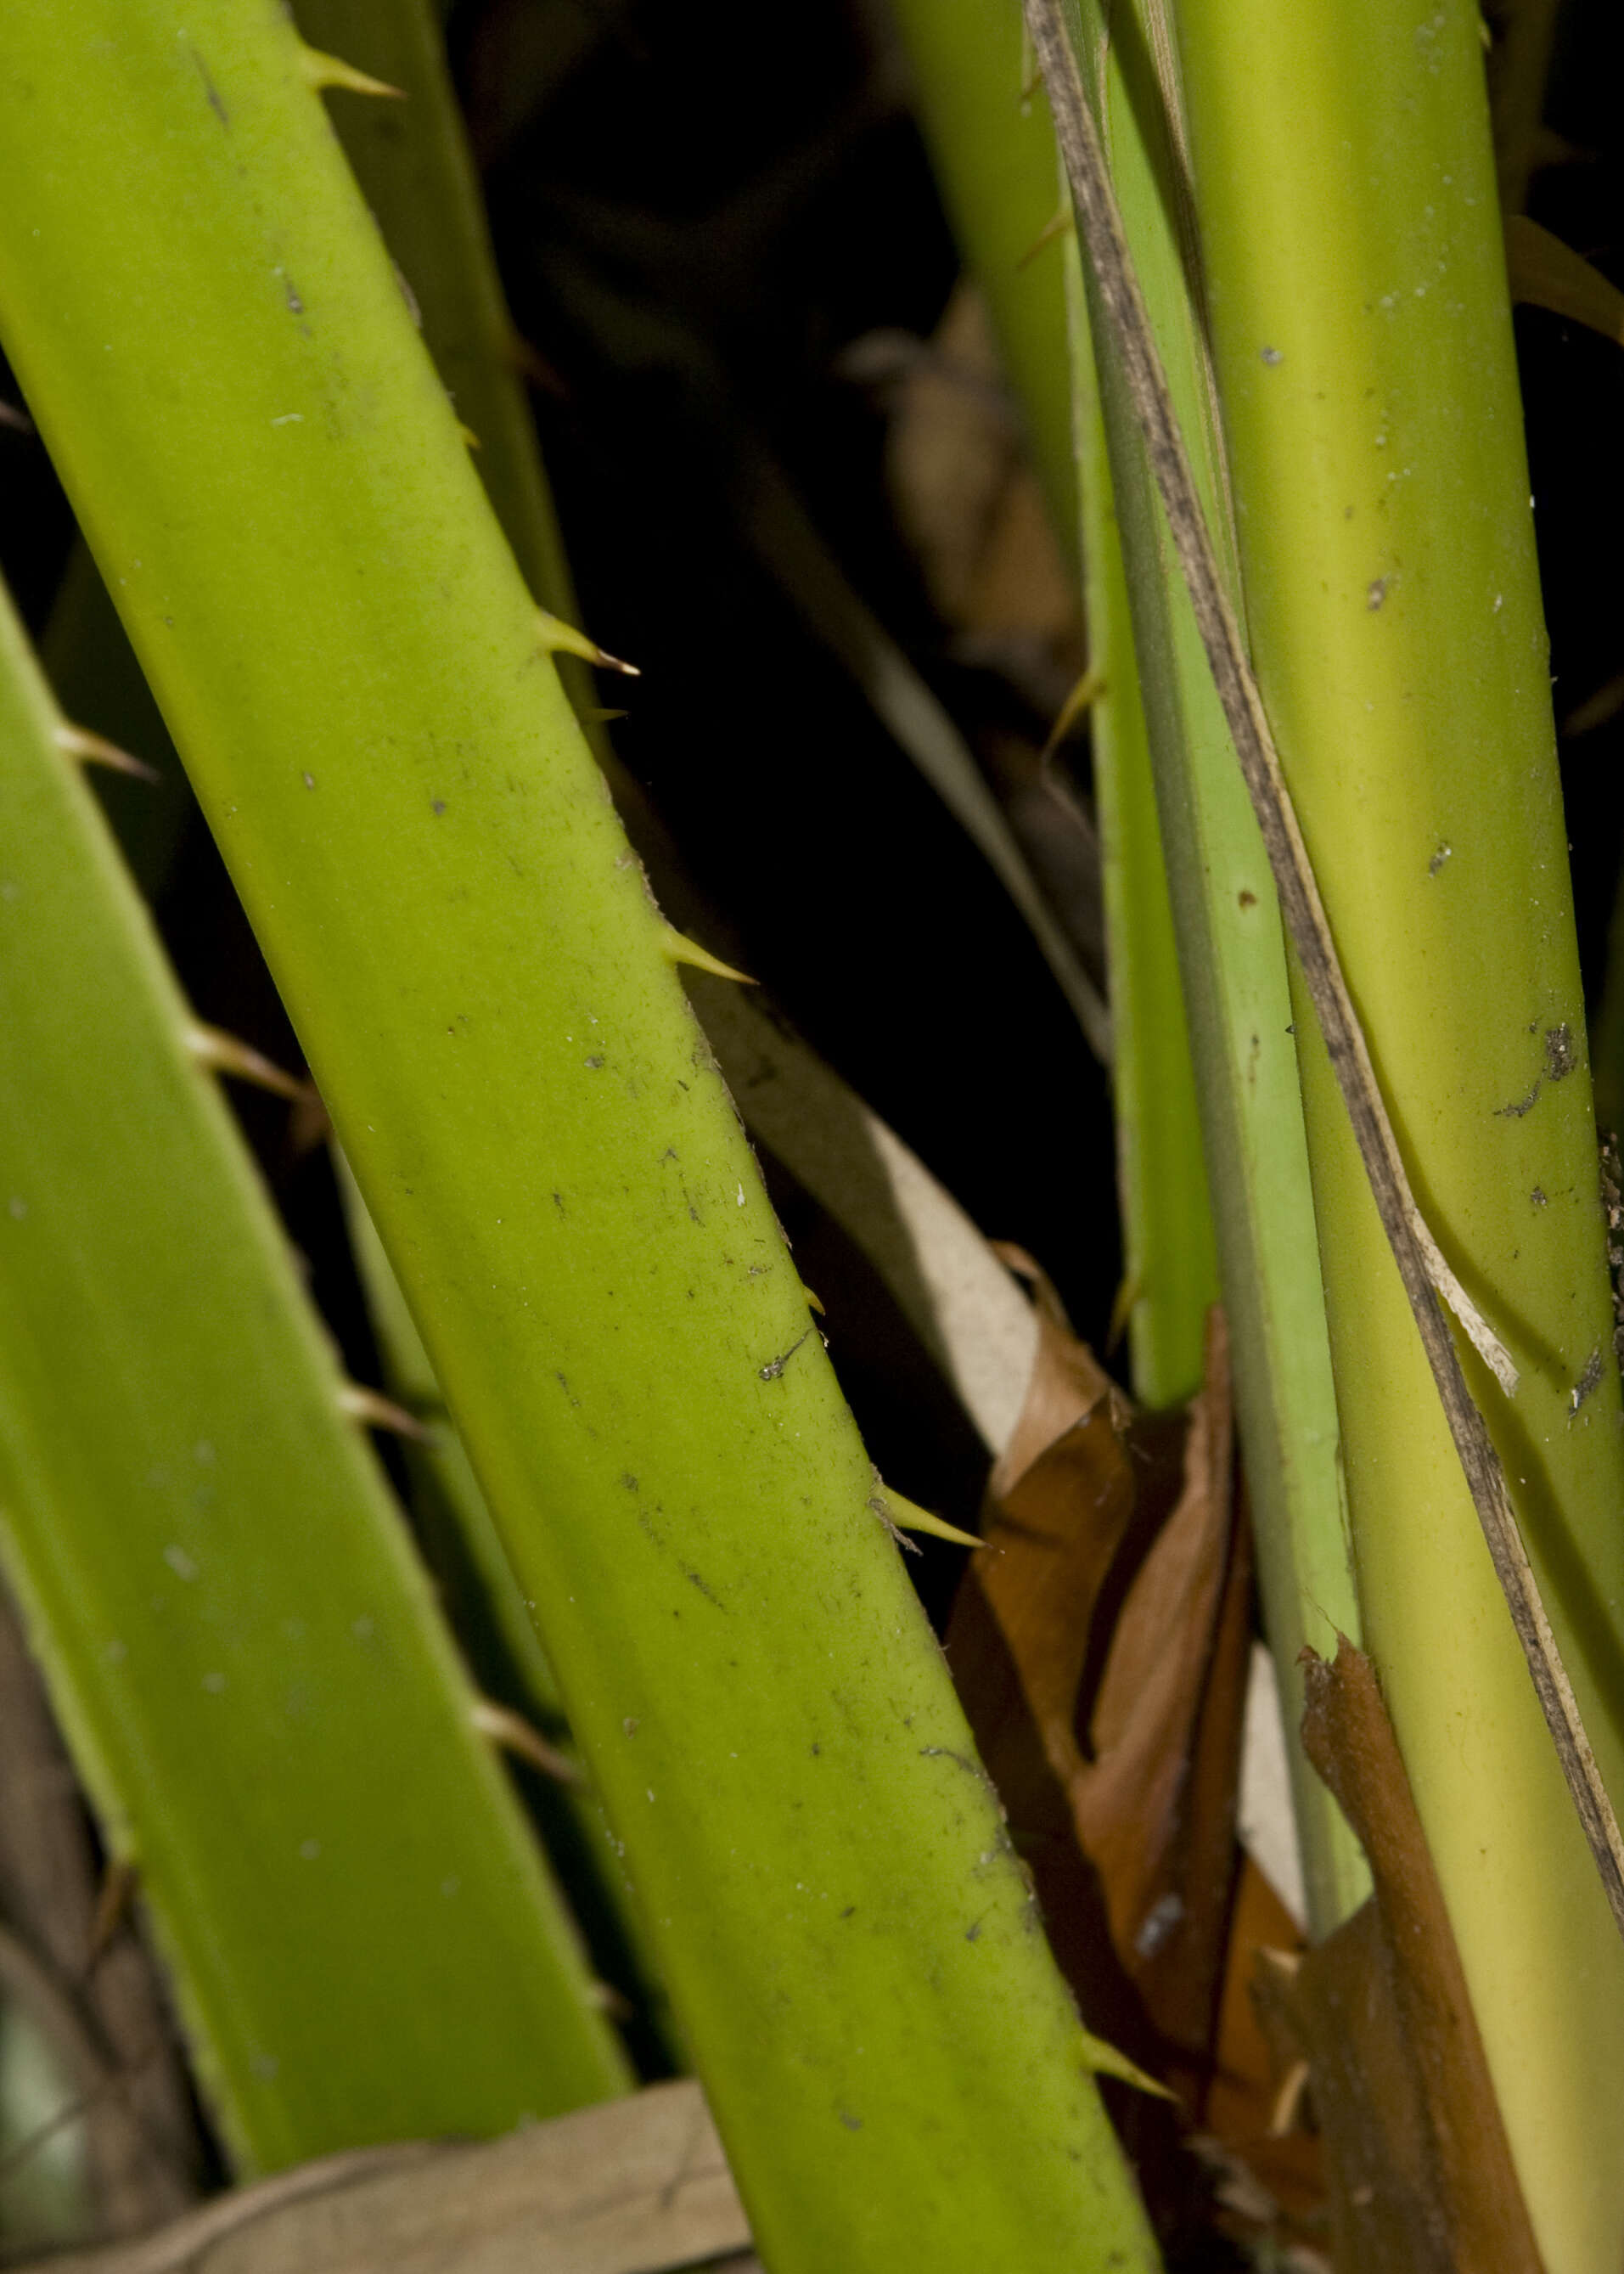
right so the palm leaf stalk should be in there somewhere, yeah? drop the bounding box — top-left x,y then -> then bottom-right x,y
292,0 -> 677,2035
1161,1 -> 1624,2262
888,0 -> 1217,1410
891,0 -> 1365,1930
1056,0 -> 1371,1934
0,8 -> 1160,2266
0,577 -> 629,2174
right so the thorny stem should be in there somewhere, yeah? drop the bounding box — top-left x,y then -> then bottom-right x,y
1022,0 -> 1624,1939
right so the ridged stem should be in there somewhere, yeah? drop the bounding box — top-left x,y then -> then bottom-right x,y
0,8 -> 1157,2265
0,582 -> 628,2172
1054,0 -> 1368,1930
887,0 -> 1219,1408
1172,3 -> 1624,2262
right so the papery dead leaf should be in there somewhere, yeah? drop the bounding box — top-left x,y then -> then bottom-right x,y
1258,1641 -> 1545,2274
885,285 -> 1079,650
13,2078 -> 752,2274
947,1286 -> 1267,2244
1200,1858 -> 1323,2253
0,1586 -> 199,2235
1070,1309 -> 1247,2044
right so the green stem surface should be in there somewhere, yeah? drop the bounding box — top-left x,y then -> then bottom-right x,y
0,584 -> 628,2172
1174,2 -> 1624,2262
1058,0 -> 1368,1931
887,0 -> 1218,1408
887,0 -> 1079,569
1066,255 -> 1221,1411
0,8 -> 1158,2266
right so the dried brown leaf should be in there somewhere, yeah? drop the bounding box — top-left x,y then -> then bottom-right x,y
949,1299 -> 1252,2090
13,2078 -> 751,2274
1262,1642 -> 1546,2274
985,1241 -> 1123,1478
885,285 -> 1079,649
1072,1309 -> 1246,2043
948,1298 -> 1267,2248
0,1586 -> 199,2235
1200,1860 -> 1323,2254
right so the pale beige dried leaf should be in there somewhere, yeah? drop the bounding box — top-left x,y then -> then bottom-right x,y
12,2080 -> 751,2274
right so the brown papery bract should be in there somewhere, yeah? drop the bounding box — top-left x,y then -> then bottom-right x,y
1256,1641 -> 1547,2272
947,1273 -> 1311,2244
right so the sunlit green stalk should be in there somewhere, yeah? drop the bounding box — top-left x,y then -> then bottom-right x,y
0,583 -> 628,2173
887,0 -> 1217,1410
888,3 -> 1078,569
888,0 -> 1363,1926
335,1155 -> 679,2060
297,0 -> 674,2046
1066,258 -> 1218,1409
1173,2 -> 1624,2262
290,0 -> 577,616
1054,0 -> 1368,1931
0,8 -> 1158,2265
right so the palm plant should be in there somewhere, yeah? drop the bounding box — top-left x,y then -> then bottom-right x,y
1,0 -> 1621,2267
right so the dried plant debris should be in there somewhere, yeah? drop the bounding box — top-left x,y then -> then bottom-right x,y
947,1278 -> 1300,2245
0,1586 -> 199,2244
878,284 -> 1079,676
9,2079 -> 751,2274
1199,1857 -> 1323,2249
1256,1641 -> 1545,2274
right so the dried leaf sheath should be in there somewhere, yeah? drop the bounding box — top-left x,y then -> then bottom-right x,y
1260,1643 -> 1545,2274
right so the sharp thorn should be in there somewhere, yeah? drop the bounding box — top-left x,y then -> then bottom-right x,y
1083,2029 -> 1176,2099
1039,667 -> 1105,768
587,1979 -> 636,2021
1105,1269 -> 1138,1357
289,1086 -> 333,1157
581,706 -> 628,724
469,1697 -> 581,1785
871,1502 -> 920,1554
183,1022 -> 309,1101
803,1285 -> 825,1316
1269,2056 -> 1312,2138
53,722 -> 160,785
536,608 -> 639,678
457,420 -> 481,452
868,1482 -> 982,1552
1017,202 -> 1076,268
297,44 -> 404,99
1563,670 -> 1624,740
660,925 -> 756,986
505,329 -> 567,397
337,1383 -> 432,1442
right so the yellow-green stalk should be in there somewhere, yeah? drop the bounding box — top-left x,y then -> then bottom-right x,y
896,0 -> 1364,1922
0,578 -> 629,2171
0,7 -> 1160,2265
1172,1 -> 1624,2262
1059,0 -> 1369,1933
888,0 -> 1218,1408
